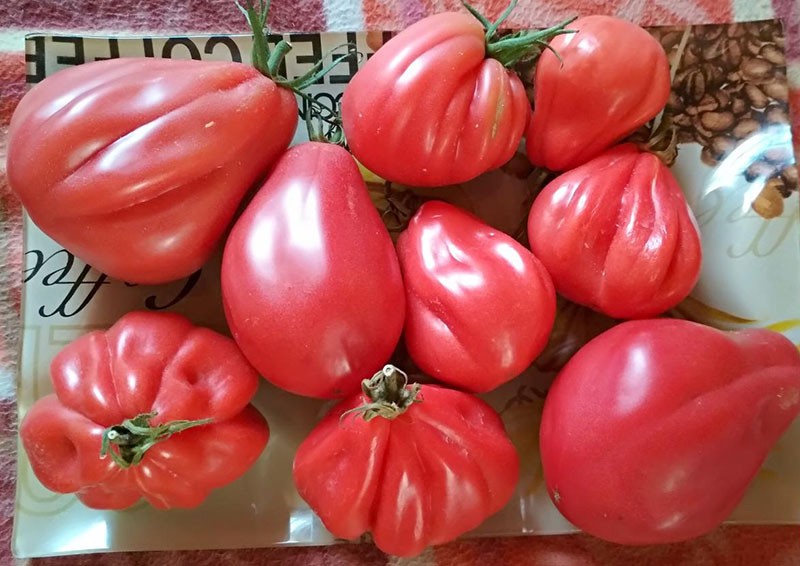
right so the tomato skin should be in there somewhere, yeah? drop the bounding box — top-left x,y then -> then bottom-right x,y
221,142 -> 406,399
540,319 -> 800,545
293,380 -> 519,557
19,311 -> 269,510
526,16 -> 670,172
7,58 -> 297,284
527,144 -> 701,319
397,201 -> 556,392
342,12 -> 530,187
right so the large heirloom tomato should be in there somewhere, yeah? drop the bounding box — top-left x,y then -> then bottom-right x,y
527,144 -> 701,319
540,319 -> 800,545
342,10 -> 569,187
526,15 -> 671,172
221,142 -> 405,399
293,366 -> 520,557
397,201 -> 556,392
7,57 -> 297,284
19,311 -> 269,510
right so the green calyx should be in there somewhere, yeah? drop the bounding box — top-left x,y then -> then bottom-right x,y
100,412 -> 213,469
340,365 -> 423,422
236,0 -> 359,144
463,0 -> 577,68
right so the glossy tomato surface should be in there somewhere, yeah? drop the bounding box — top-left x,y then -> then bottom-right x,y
528,144 -> 701,319
221,142 -> 405,399
526,16 -> 670,172
7,58 -> 297,284
540,319 -> 800,544
293,369 -> 520,557
19,311 -> 269,510
342,12 -> 530,187
397,201 -> 556,392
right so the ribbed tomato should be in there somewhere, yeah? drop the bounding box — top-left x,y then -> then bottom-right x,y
526,15 -> 671,172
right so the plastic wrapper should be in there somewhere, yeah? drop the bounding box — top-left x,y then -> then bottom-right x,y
13,22 -> 800,558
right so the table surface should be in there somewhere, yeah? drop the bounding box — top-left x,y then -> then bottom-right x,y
2,0 -> 799,564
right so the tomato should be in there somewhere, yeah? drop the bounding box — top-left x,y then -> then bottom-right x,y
221,142 -> 405,399
526,15 -> 671,172
7,56 -> 297,284
342,10 -> 570,187
540,319 -> 800,545
19,311 -> 269,510
397,201 -> 556,392
293,365 -> 520,557
527,144 -> 701,319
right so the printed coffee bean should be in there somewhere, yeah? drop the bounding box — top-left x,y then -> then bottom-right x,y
722,39 -> 743,68
673,113 -> 693,128
700,111 -> 735,132
751,178 -> 785,219
759,44 -> 785,65
745,37 -> 765,56
714,90 -> 731,109
710,135 -> 737,158
686,71 -> 706,103
744,84 -> 769,109
684,44 -> 701,67
732,118 -> 760,139
730,96 -> 749,115
741,57 -> 773,81
661,30 -> 684,51
762,79 -> 789,102
693,115 -> 715,139
702,63 -> 725,85
701,146 -> 719,166
678,130 -> 695,144
702,39 -> 725,60
667,91 -> 685,113
697,93 -> 719,113
780,166 -> 798,194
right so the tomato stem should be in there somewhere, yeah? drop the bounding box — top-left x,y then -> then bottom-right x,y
100,412 -> 213,469
236,0 -> 361,124
487,18 -> 577,68
340,365 -> 422,422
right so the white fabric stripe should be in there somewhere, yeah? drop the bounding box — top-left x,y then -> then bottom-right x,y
322,0 -> 365,32
0,29 -> 28,52
732,0 -> 775,22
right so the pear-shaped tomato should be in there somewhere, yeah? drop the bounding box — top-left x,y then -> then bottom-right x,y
221,142 -> 405,399
526,16 -> 670,172
540,319 -> 800,544
527,144 -> 701,319
8,58 -> 297,284
397,201 -> 556,392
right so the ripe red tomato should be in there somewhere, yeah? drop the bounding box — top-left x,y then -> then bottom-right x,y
19,311 -> 269,510
221,142 -> 405,399
526,16 -> 671,172
7,57 -> 297,284
342,12 -> 531,186
293,365 -> 520,557
527,144 -> 701,319
397,201 -> 556,392
540,319 -> 800,545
